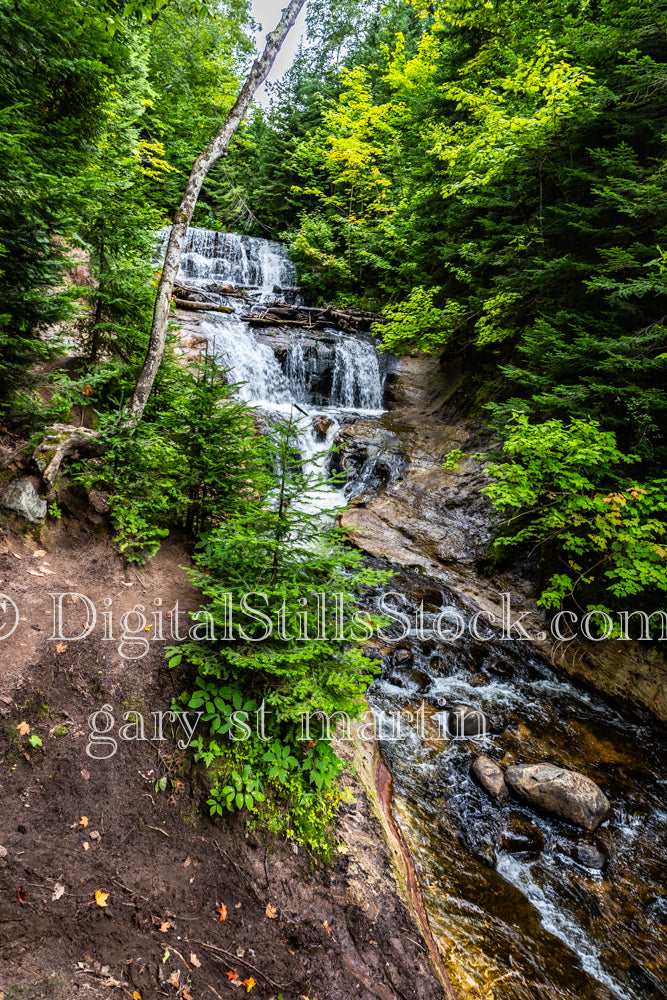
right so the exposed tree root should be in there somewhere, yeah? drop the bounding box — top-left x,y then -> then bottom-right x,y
31,423 -> 105,491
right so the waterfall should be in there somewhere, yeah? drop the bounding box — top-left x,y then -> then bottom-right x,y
172,228 -> 385,511
199,317 -> 291,406
177,228 -> 298,300
331,335 -> 384,411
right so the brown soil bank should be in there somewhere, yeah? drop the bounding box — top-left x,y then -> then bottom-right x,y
0,519 -> 444,1000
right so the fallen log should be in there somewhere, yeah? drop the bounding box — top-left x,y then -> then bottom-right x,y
174,299 -> 234,314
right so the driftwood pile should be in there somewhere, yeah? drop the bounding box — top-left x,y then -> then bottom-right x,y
173,279 -> 385,334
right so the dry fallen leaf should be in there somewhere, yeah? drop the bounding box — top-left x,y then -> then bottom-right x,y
52,882 -> 65,901
265,903 -> 277,919
243,978 -> 255,993
182,991 -> 193,1000
89,830 -> 101,842
56,643 -> 68,653
16,886 -> 28,903
79,816 -> 89,828
183,857 -> 192,868
190,953 -> 201,968
216,903 -> 227,921
226,969 -> 239,982
167,970 -> 180,989
33,550 -> 46,559
82,842 -> 90,851
28,570 -> 44,578
132,992 -> 141,1000
16,722 -> 30,737
159,920 -> 175,933
12,553 -> 21,559
38,566 -> 55,575
94,889 -> 109,908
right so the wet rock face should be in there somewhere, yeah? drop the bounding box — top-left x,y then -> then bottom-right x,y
499,814 -> 545,855
505,763 -> 610,831
385,667 -> 431,694
331,423 -> 408,498
470,755 -> 509,803
573,841 -> 607,870
0,476 -> 46,524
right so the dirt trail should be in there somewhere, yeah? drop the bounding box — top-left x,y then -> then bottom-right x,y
0,517 -> 444,1000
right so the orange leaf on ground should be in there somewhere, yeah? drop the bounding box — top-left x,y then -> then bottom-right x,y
16,722 -> 30,736
133,993 -> 141,999
56,643 -> 68,653
243,978 -> 255,993
265,903 -> 277,919
79,816 -> 89,828
94,889 -> 109,907
216,903 -> 227,921
226,969 -> 239,982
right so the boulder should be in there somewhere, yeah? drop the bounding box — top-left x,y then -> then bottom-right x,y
572,841 -> 607,870
448,704 -> 489,738
386,667 -> 430,694
394,647 -> 413,666
505,763 -> 610,831
0,476 -> 47,524
471,755 -> 509,803
312,415 -> 333,441
499,814 -> 544,855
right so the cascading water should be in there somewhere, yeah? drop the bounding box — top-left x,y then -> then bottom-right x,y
178,228 -> 298,300
365,578 -> 667,1000
171,228 -> 385,511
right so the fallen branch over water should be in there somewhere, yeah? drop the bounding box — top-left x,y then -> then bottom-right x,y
174,298 -> 234,314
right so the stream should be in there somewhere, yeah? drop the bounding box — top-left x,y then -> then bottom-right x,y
174,229 -> 667,1000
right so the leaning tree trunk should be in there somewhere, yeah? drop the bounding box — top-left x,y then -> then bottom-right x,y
126,0 -> 307,423
29,0 -> 306,490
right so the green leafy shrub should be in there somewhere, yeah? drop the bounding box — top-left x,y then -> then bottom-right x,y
75,352 -> 266,562
171,411 -> 389,851
483,413 -> 667,615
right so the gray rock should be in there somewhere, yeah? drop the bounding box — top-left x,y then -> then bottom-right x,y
505,763 -> 610,831
0,477 -> 47,524
471,755 -> 509,802
573,841 -> 607,870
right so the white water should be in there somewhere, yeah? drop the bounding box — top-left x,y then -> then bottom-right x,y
173,228 -> 385,511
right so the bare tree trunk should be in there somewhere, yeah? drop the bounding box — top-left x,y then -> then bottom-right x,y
126,0 -> 307,423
